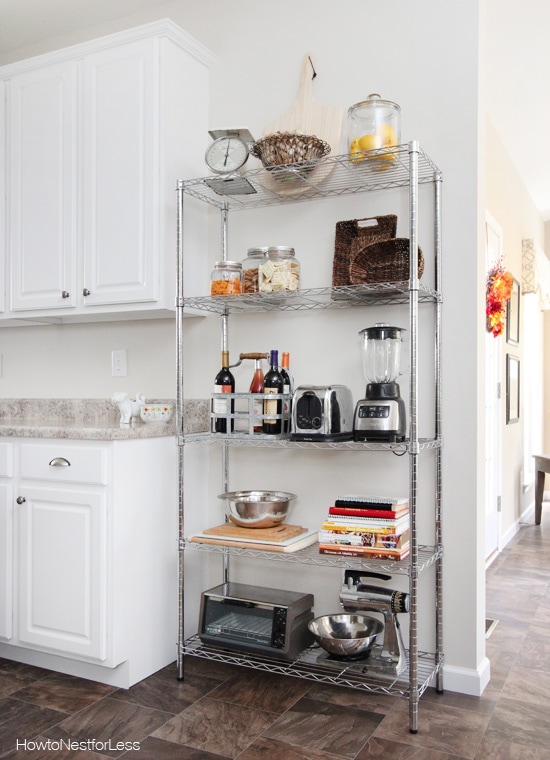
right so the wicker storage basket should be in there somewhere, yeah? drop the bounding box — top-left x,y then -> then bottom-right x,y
350,237 -> 424,284
332,215 -> 397,287
251,133 -> 330,170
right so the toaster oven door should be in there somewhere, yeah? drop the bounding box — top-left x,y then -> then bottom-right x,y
200,597 -> 277,649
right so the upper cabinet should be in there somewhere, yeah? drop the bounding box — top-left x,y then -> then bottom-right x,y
1,20 -> 214,324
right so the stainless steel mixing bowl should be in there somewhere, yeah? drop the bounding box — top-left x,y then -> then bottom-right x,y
308,614 -> 383,658
218,490 -> 297,528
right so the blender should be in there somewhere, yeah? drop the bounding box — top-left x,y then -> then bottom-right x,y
353,323 -> 406,442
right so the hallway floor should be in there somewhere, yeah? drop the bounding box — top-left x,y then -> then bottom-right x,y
1,512 -> 549,759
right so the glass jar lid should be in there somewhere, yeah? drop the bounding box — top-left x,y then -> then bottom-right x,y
266,246 -> 295,256
213,260 -> 242,269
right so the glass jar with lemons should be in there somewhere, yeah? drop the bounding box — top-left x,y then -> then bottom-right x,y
347,94 -> 401,169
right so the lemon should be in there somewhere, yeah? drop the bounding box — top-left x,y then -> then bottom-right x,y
378,123 -> 397,146
349,137 -> 365,164
358,133 -> 382,151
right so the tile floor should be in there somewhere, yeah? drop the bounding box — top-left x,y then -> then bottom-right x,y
1,511 -> 549,760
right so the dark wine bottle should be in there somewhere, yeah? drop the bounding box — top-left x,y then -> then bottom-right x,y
249,358 -> 265,433
263,349 -> 284,435
213,350 -> 235,433
280,352 -> 293,433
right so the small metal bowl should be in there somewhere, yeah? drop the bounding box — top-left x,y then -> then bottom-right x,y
308,614 -> 383,659
218,490 -> 297,528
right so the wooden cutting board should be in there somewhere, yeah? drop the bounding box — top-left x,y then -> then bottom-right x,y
203,523 -> 307,542
263,53 -> 344,157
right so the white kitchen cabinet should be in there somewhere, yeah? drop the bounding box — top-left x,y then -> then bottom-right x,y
0,443 -> 14,641
2,20 -> 213,323
0,435 -> 178,688
17,486 -> 108,660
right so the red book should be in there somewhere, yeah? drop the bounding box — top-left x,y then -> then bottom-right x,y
328,506 -> 409,519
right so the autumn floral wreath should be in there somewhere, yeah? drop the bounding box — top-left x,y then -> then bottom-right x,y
486,260 -> 514,337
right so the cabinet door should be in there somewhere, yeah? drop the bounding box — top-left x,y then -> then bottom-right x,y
17,486 -> 108,660
81,38 -> 158,306
0,483 -> 13,640
8,61 -> 77,311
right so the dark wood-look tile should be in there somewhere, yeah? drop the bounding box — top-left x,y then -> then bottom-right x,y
47,697 -> 171,758
0,697 -> 67,758
484,694 -> 550,752
515,623 -> 550,669
263,695 -> 384,758
207,669 -> 310,713
238,736 -> 344,759
420,686 -> 497,716
500,663 -> 550,706
475,735 -> 550,760
111,665 -> 221,714
356,735 -> 469,759
180,656 -> 241,682
0,658 -> 52,681
125,736 -> 223,759
152,697 -> 276,759
13,672 -> 116,714
372,698 -> 490,760
304,683 -> 398,715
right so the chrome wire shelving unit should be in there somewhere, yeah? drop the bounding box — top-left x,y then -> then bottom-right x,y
181,634 -> 443,700
175,142 -> 443,733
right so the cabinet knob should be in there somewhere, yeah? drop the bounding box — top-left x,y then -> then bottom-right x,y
16,496 -> 26,505
61,291 -> 70,299
83,288 -> 91,296
49,457 -> 71,467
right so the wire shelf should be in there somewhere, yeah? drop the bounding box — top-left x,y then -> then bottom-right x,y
178,145 -> 442,212
181,432 -> 442,452
182,540 -> 443,575
181,635 -> 443,698
183,283 -> 441,315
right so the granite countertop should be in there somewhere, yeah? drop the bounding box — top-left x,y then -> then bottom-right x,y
0,399 -> 209,441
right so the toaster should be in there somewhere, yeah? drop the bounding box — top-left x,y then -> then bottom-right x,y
291,385 -> 354,441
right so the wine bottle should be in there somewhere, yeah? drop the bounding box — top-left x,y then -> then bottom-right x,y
213,350 -> 235,433
263,349 -> 284,434
280,352 -> 293,433
249,358 -> 264,433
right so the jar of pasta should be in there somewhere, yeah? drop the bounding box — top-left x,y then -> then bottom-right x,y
258,246 -> 300,293
242,247 -> 268,293
211,261 -> 243,296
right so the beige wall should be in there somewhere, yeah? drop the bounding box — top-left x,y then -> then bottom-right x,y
485,118 -> 545,535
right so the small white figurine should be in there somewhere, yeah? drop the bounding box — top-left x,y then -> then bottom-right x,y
112,392 -> 145,424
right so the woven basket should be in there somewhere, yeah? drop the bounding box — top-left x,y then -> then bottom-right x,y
350,237 -> 424,284
332,215 -> 397,287
251,132 -> 330,170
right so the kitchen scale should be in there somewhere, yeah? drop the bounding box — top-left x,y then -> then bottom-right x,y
353,323 -> 407,442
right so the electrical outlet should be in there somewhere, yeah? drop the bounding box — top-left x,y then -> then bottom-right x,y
111,349 -> 127,377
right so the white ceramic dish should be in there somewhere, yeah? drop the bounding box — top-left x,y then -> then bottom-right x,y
140,404 -> 174,423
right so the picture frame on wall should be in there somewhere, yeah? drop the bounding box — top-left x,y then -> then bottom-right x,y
506,277 -> 520,345
506,354 -> 520,424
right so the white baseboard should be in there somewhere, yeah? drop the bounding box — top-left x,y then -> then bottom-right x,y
441,657 -> 491,696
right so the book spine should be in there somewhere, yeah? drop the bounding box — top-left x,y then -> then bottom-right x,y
328,507 -> 408,519
320,531 -> 410,548
322,519 -> 409,533
335,496 -> 407,507
318,545 -> 410,560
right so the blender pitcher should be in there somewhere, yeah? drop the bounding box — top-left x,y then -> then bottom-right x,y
353,323 -> 407,442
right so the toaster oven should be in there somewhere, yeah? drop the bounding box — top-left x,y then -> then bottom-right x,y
199,582 -> 314,661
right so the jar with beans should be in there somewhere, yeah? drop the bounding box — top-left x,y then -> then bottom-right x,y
242,247 -> 268,293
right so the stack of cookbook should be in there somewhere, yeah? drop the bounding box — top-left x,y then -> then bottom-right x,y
319,495 -> 410,560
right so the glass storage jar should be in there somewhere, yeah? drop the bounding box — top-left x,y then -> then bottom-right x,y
347,94 -> 401,167
258,246 -> 300,293
242,247 -> 268,293
211,261 -> 243,296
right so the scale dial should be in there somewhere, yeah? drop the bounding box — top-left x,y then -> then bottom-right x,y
205,135 -> 250,175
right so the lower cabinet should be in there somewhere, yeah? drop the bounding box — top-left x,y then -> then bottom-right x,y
0,436 -> 177,688
17,486 -> 107,660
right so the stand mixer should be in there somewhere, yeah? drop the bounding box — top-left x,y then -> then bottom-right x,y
338,570 -> 409,676
353,323 -> 407,442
